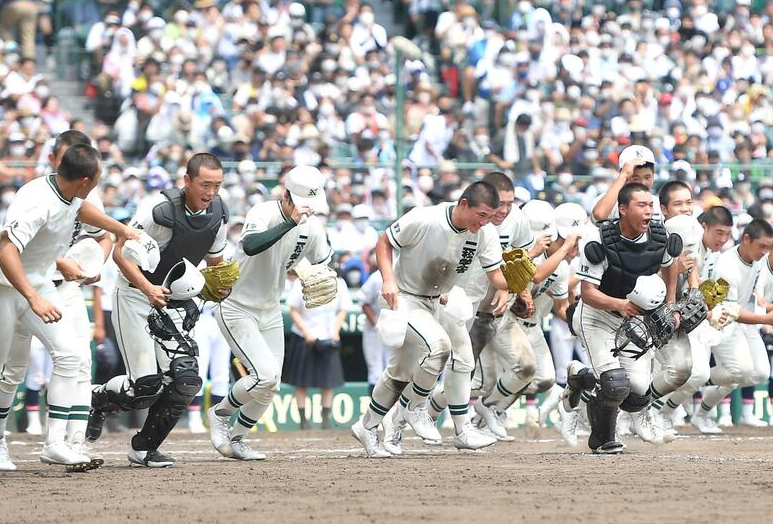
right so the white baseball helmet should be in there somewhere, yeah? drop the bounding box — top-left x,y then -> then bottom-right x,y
122,232 -> 161,272
665,214 -> 703,255
554,202 -> 588,239
64,238 -> 104,279
618,145 -> 655,169
521,200 -> 557,241
163,258 -> 205,301
627,274 -> 666,311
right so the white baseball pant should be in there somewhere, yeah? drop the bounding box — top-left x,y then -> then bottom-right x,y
362,327 -> 389,387
521,321 -> 556,394
549,316 -> 589,385
194,310 -> 231,399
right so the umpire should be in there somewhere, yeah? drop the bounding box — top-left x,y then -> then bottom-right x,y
571,183 -> 682,454
88,153 -> 231,467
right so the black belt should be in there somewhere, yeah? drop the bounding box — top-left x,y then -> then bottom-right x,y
404,291 -> 441,300
52,279 -> 63,287
476,311 -> 503,320
520,321 -> 538,328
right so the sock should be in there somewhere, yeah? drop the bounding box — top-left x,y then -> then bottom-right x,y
0,406 -> 9,436
482,378 -> 517,412
66,381 -> 92,441
444,367 -> 473,433
742,399 -> 755,420
362,377 -> 403,430
525,395 -> 538,419
46,373 -> 77,443
322,407 -> 331,427
428,392 -> 447,420
215,381 -> 252,416
405,368 -> 437,409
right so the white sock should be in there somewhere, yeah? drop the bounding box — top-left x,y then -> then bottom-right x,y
46,373 -> 77,444
539,384 -> 563,417
742,402 -> 754,420
66,381 -> 92,442
719,401 -> 731,418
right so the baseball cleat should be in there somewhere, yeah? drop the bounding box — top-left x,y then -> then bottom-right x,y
474,401 -> 508,440
40,438 -> 91,466
658,411 -> 678,438
591,440 -> 625,454
453,422 -> 497,450
401,404 -> 442,442
739,415 -> 767,428
691,410 -> 723,434
558,402 -> 579,447
351,419 -> 391,459
630,408 -> 664,445
228,436 -> 266,460
128,448 -> 175,468
382,409 -> 405,456
207,407 -> 232,456
66,434 -> 105,472
562,361 -> 588,410
0,438 -> 17,471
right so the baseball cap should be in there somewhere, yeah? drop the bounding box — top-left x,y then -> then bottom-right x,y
285,165 -> 326,211
521,200 -> 557,241
618,145 -> 655,169
554,203 -> 588,239
513,186 -> 531,204
352,204 -> 372,220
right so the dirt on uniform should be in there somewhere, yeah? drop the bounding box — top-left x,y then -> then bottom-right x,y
2,427 -> 773,523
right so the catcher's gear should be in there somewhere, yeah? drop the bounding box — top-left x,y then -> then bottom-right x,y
613,304 -> 678,359
294,258 -> 337,308
500,248 -> 536,293
699,278 -> 730,310
163,259 -> 205,301
147,303 -> 200,356
709,302 -> 741,330
626,274 -> 667,311
676,288 -> 708,333
199,259 -> 240,302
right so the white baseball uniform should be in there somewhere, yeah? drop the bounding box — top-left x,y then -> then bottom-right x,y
366,203 -> 502,429
0,175 -> 87,442
193,304 -> 231,400
699,246 -> 771,410
550,257 -> 589,386
574,226 -> 673,396
215,200 -> 331,436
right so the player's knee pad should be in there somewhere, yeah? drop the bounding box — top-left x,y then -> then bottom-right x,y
568,367 -> 597,391
620,390 -> 652,413
168,356 -> 203,404
94,373 -> 164,412
596,368 -> 630,408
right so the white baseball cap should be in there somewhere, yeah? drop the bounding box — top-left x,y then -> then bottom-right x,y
286,165 -> 326,211
122,232 -> 161,272
665,214 -> 703,255
521,200 -> 557,241
513,186 -> 531,204
64,238 -> 104,280
618,145 -> 655,169
554,202 -> 588,239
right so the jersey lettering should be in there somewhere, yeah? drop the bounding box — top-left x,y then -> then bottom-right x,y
456,246 -> 476,273
287,236 -> 307,270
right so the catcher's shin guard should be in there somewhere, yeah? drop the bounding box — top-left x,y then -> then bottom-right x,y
587,369 -> 630,451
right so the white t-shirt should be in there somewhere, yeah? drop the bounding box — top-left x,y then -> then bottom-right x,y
118,191 -> 228,286
577,225 -> 673,288
229,200 -> 331,310
386,203 -> 503,297
715,245 -> 763,309
359,270 -> 383,334
1,175 -> 84,287
288,277 -> 352,339
463,206 -> 533,310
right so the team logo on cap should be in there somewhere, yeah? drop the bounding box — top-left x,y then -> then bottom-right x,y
308,189 -> 318,196
572,219 -> 580,226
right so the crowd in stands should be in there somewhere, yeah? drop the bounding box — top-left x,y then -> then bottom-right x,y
1,0 -> 773,265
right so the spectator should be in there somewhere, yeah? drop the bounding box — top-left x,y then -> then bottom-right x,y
284,276 -> 352,429
0,0 -> 39,59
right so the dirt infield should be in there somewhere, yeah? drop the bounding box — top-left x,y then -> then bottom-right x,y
2,426 -> 773,523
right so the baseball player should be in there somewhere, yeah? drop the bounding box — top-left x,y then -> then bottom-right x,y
352,181 -> 518,458
592,146 -> 663,224
570,183 -> 681,453
207,165 -> 334,460
690,219 -> 773,433
651,205 -> 734,433
88,153 -> 233,467
384,172 -> 537,449
360,269 -> 389,395
0,143 -> 138,469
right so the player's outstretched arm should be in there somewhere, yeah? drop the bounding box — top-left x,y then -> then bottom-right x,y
77,201 -> 141,242
0,235 -> 61,323
533,233 -> 579,283
552,297 -> 570,323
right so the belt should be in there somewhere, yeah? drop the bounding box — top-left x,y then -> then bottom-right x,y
476,311 -> 503,320
403,291 -> 441,300
520,321 -> 538,328
52,279 -> 63,288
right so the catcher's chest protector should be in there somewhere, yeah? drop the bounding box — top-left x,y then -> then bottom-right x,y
597,220 -> 668,300
142,187 -> 229,285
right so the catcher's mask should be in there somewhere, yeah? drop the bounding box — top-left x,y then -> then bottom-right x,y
613,304 -> 678,360
147,304 -> 200,356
